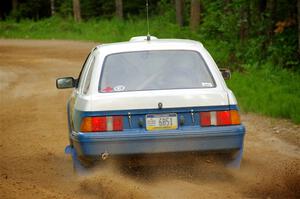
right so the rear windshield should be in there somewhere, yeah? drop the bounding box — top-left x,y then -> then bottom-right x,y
99,50 -> 215,93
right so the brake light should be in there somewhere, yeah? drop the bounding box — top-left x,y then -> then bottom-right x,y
200,112 -> 211,126
216,111 -> 231,125
80,116 -> 123,132
200,110 -> 241,126
91,117 -> 107,132
113,116 -> 123,131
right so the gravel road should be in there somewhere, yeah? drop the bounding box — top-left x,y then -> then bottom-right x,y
0,39 -> 299,199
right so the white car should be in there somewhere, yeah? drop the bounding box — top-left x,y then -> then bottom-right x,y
56,36 -> 246,171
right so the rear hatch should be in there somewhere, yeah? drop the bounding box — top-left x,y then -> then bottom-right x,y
78,49 -> 232,132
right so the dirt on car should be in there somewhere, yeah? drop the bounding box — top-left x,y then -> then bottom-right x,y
0,39 -> 299,199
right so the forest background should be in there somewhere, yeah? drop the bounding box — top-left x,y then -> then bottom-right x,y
0,0 -> 300,123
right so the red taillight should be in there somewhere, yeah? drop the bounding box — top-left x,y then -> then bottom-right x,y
216,111 -> 231,125
200,110 -> 241,127
113,116 -> 123,131
91,117 -> 107,132
200,112 -> 211,126
80,116 -> 123,132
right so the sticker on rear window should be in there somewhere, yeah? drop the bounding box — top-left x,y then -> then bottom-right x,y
113,85 -> 126,92
202,82 -> 213,87
102,86 -> 113,92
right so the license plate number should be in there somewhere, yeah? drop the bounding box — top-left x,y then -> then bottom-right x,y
146,113 -> 178,131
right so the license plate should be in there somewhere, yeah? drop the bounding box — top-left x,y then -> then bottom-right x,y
146,113 -> 178,131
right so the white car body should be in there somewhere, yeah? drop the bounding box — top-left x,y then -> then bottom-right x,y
57,36 -> 245,171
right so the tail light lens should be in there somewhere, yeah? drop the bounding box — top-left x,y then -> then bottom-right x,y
200,112 -> 211,127
80,116 -> 123,132
91,117 -> 107,132
200,110 -> 241,127
112,116 -> 123,131
216,111 -> 231,125
230,110 -> 241,125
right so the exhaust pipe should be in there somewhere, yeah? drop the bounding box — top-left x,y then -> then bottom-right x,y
101,152 -> 109,160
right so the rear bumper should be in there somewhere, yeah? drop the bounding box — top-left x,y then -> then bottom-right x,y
71,125 -> 245,156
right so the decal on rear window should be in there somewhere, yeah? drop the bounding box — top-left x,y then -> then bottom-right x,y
201,82 -> 213,87
113,85 -> 126,92
102,86 -> 113,92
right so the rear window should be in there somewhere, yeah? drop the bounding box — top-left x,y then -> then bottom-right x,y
99,50 -> 215,93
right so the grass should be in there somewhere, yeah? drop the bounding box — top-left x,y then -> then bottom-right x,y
1,17 -> 299,123
227,65 -> 300,123
0,16 -> 201,42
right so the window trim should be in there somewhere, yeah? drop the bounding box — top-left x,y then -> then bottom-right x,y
76,53 -> 91,88
77,54 -> 95,94
82,56 -> 96,94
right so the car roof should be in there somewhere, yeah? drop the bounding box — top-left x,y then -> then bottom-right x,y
95,36 -> 204,54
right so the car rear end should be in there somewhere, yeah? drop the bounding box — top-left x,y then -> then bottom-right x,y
72,105 -> 244,156
69,39 -> 246,167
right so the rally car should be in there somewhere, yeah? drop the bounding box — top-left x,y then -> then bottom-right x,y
56,36 -> 246,171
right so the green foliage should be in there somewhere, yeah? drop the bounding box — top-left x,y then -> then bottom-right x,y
57,0 -> 73,18
227,65 -> 300,124
267,29 -> 299,69
8,0 -> 50,20
198,0 -> 299,70
0,16 -> 199,42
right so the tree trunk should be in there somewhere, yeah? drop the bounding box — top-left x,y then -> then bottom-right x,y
266,0 -> 276,38
73,0 -> 82,22
50,0 -> 55,16
190,0 -> 200,31
224,0 -> 232,14
0,7 -> 2,20
175,0 -> 184,27
298,0 -> 300,54
115,0 -> 123,19
240,2 -> 250,43
12,0 -> 18,12
259,0 -> 267,14
12,0 -> 20,22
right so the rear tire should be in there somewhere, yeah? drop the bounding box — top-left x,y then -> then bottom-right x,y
71,148 -> 95,174
78,155 -> 96,168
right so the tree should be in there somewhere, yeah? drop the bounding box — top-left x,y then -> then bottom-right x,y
50,0 -> 55,16
115,0 -> 123,19
298,0 -> 300,54
73,0 -> 82,22
12,0 -> 18,13
266,0 -> 276,38
239,2 -> 250,43
190,0 -> 200,31
259,0 -> 267,14
11,0 -> 20,21
175,0 -> 184,27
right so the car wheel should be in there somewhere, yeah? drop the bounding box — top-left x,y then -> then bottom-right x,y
78,155 -> 96,168
71,148 -> 95,174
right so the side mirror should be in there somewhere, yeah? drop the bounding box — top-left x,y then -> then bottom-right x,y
219,68 -> 231,80
56,77 -> 76,89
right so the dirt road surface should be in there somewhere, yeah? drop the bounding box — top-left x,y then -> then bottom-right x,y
0,39 -> 299,199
